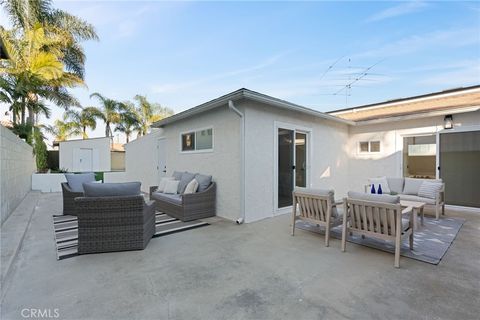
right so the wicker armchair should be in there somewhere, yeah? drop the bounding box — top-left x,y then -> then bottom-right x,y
74,195 -> 156,254
149,182 -> 216,222
61,182 -> 84,216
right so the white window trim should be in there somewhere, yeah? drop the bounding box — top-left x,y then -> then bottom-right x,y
179,126 -> 214,154
358,140 -> 381,154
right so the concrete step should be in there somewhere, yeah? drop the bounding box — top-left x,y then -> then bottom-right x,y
1,191 -> 41,286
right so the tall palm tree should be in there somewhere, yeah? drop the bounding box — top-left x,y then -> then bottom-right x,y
0,24 -> 82,125
42,117 -> 80,142
1,0 -> 98,79
65,107 -> 103,139
115,109 -> 139,143
133,95 -> 174,136
89,92 -> 126,138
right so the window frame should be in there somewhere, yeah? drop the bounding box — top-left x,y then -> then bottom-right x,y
180,126 -> 214,153
358,140 -> 381,154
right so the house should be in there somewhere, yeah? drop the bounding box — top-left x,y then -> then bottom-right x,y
59,137 -> 125,172
125,85 -> 480,223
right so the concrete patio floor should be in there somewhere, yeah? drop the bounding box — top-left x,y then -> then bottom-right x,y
1,192 -> 479,320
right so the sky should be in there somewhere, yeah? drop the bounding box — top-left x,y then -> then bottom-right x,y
1,0 -> 479,144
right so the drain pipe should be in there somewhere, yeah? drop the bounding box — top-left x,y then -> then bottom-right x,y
228,100 -> 245,224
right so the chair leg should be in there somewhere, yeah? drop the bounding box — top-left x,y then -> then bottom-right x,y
409,232 -> 414,250
291,217 -> 295,236
341,222 -> 347,252
442,203 -> 445,216
435,205 -> 440,220
394,235 -> 401,268
325,224 -> 330,247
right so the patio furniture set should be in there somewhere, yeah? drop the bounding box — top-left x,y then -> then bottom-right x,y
61,171 -> 216,255
292,176 -> 445,268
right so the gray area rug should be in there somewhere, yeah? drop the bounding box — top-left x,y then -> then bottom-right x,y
295,216 -> 465,265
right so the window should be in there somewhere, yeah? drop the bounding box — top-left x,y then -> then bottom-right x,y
359,141 -> 381,153
181,128 -> 213,152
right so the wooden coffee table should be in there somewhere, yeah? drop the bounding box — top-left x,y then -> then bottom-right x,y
400,200 -> 426,230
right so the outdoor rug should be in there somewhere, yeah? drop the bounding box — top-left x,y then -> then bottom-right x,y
295,216 -> 465,265
52,212 -> 209,260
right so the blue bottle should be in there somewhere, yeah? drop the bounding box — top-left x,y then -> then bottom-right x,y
378,184 -> 383,194
370,184 -> 376,194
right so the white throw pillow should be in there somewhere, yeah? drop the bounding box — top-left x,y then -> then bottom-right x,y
183,179 -> 199,194
418,181 -> 443,199
158,177 -> 175,193
368,176 -> 391,194
163,180 -> 179,194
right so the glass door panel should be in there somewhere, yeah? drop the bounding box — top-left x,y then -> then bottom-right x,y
295,132 -> 307,188
440,131 -> 480,207
278,129 -> 294,208
403,135 -> 436,179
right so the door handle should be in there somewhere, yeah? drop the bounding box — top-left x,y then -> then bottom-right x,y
292,166 -> 296,170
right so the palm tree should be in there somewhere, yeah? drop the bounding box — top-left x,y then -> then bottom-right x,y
0,24 -> 82,125
65,107 -> 103,139
132,95 -> 174,136
42,117 -> 80,142
89,92 -> 126,138
115,109 -> 139,143
1,0 -> 98,79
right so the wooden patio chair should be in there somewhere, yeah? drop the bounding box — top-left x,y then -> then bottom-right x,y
341,192 -> 414,268
291,188 -> 343,247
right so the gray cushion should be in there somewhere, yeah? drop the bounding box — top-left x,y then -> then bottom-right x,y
65,173 -> 95,192
151,192 -> 182,205
399,194 -> 436,205
294,188 -> 339,217
418,181 -> 443,199
83,182 -> 141,197
178,172 -> 196,194
195,174 -> 212,192
172,171 -> 183,180
387,177 -> 404,194
348,191 -> 400,204
403,178 -> 425,195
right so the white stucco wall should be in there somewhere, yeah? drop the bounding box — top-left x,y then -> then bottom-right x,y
59,137 -> 110,172
123,129 -> 165,193
242,101 -> 350,222
347,110 -> 480,193
0,125 -> 36,224
162,105 -> 242,221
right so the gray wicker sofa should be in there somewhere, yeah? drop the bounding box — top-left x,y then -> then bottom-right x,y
74,182 -> 155,254
150,173 -> 216,222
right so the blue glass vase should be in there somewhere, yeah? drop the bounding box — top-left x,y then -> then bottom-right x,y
378,184 -> 383,194
370,184 -> 376,194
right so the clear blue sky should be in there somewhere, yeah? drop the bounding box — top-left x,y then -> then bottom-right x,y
2,1 -> 479,143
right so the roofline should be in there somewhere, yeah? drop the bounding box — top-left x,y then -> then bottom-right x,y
153,88 -> 354,127
328,84 -> 480,115
58,137 -> 111,144
354,106 -> 480,126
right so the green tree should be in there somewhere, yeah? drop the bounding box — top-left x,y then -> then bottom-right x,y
42,117 -> 80,142
65,106 -> 103,139
115,104 -> 139,143
132,95 -> 174,136
33,127 -> 48,172
89,92 -> 126,138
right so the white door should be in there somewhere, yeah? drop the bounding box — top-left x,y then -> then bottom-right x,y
157,138 -> 167,180
77,148 -> 93,172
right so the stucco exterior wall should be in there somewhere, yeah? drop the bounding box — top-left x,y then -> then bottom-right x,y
0,125 -> 36,224
242,101 -> 350,222
347,110 -> 480,193
59,137 -> 110,172
124,129 -> 165,193
163,105 -> 242,221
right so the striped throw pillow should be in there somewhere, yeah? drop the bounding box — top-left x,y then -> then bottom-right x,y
418,181 -> 442,199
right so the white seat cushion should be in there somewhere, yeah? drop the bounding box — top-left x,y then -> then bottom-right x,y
399,194 -> 436,205
164,180 -> 179,194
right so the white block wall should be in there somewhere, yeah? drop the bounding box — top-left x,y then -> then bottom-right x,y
0,125 -> 36,224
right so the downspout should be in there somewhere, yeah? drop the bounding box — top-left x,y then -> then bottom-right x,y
228,100 -> 245,224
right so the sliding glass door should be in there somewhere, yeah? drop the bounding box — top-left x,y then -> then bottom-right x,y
440,130 -> 480,207
277,128 -> 308,209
